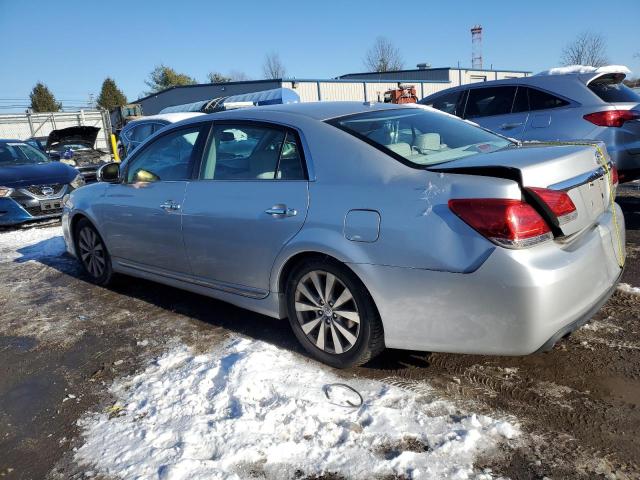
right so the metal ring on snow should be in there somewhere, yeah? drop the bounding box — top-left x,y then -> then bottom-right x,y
322,383 -> 363,408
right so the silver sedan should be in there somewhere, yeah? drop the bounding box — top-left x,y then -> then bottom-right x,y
62,102 -> 625,368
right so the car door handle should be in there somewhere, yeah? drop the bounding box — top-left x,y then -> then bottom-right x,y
265,205 -> 297,217
499,122 -> 524,130
160,201 -> 181,212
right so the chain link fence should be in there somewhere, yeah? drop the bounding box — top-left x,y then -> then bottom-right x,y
0,110 -> 112,150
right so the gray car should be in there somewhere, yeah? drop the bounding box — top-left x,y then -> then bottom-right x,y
61,102 -> 625,368
118,112 -> 204,159
420,69 -> 640,182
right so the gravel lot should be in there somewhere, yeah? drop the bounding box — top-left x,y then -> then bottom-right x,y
0,185 -> 639,480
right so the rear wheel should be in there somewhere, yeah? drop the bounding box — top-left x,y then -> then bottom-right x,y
285,258 -> 384,368
74,218 -> 113,286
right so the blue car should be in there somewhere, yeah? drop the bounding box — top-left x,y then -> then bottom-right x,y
0,140 -> 85,226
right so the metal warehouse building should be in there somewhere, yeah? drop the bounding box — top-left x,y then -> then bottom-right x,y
136,66 -> 530,115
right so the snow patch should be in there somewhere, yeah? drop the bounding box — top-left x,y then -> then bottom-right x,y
0,225 -> 65,263
617,283 -> 640,296
536,65 -> 631,76
76,338 -> 518,480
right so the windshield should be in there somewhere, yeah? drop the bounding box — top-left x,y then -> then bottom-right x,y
0,142 -> 50,166
330,107 -> 512,166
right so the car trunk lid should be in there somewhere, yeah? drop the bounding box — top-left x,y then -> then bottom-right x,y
431,143 -> 613,237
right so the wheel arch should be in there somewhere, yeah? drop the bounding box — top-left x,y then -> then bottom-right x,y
273,249 -> 381,324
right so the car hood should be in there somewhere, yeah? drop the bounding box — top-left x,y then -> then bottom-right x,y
0,161 -> 78,188
46,126 -> 100,150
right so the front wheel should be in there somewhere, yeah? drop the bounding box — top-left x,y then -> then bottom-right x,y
74,218 -> 113,286
285,259 -> 384,368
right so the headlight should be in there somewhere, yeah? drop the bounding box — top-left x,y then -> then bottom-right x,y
0,186 -> 13,197
70,174 -> 85,189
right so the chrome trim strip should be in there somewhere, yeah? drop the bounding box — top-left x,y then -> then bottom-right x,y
548,165 -> 608,191
116,259 -> 268,299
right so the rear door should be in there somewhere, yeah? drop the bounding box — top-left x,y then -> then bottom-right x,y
521,86 -> 575,141
181,121 -> 309,295
463,86 -> 528,138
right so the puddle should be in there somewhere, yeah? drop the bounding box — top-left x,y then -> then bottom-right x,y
0,336 -> 38,352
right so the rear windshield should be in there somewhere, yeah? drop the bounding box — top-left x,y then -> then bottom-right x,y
589,78 -> 640,103
329,108 -> 512,166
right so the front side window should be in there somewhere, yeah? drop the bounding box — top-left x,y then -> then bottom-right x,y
0,142 -> 50,166
200,124 -> 305,180
464,86 -> 517,118
331,108 -> 512,167
125,124 -> 206,183
422,90 -> 465,116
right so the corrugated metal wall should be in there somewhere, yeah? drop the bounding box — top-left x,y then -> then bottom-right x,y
0,111 -> 111,149
282,81 -> 455,103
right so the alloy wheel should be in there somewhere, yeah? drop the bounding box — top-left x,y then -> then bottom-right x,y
294,270 -> 361,354
78,226 -> 106,279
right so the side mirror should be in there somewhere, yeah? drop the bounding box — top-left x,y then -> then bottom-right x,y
97,162 -> 121,183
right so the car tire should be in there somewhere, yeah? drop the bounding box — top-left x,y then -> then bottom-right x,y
74,218 -> 113,286
285,258 -> 384,368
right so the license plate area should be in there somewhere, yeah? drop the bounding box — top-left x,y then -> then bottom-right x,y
40,200 -> 62,212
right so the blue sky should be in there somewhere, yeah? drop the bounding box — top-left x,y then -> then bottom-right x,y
1,0 -> 638,110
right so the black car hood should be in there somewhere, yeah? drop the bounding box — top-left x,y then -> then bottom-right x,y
0,161 -> 78,188
46,126 -> 100,150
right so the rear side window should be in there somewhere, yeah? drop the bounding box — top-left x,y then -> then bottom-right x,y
422,90 -> 465,116
589,77 -> 640,103
528,88 -> 569,111
200,124 -> 305,181
464,87 -> 516,118
130,123 -> 154,142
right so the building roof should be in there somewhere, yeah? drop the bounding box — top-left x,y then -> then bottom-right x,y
339,66 -> 533,78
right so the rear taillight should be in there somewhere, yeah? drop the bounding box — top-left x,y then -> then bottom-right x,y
448,198 -> 552,248
583,109 -> 640,128
610,165 -> 619,186
527,187 -> 577,226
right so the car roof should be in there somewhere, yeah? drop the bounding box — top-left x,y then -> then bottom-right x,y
200,101 -> 425,122
125,112 -> 205,126
422,73 -> 610,105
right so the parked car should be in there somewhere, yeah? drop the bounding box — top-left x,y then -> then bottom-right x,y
62,102 -> 624,368
117,112 -> 204,159
420,68 -> 640,182
0,140 -> 84,225
28,126 -> 111,182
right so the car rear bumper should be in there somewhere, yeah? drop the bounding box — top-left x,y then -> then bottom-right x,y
0,197 -> 63,226
348,203 -> 625,355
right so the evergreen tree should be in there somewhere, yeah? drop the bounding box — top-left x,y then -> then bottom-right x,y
29,82 -> 62,112
97,77 -> 127,111
144,65 -> 197,94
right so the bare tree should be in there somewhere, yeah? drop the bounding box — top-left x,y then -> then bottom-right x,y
561,32 -> 609,67
262,52 -> 286,79
363,37 -> 404,72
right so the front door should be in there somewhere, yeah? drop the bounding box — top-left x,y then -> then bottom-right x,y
182,122 -> 309,294
99,122 -> 210,274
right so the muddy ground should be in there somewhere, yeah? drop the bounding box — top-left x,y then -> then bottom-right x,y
1,185 -> 639,480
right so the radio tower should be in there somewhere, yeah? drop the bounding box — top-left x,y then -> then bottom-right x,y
471,25 -> 483,69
